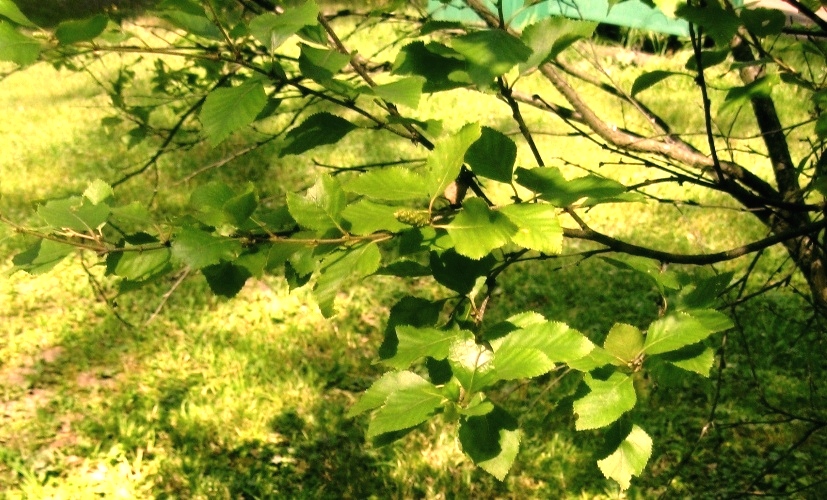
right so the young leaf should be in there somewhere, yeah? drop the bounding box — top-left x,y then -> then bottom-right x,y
12,240 -> 74,275
37,197 -> 110,232
248,0 -> 319,51
200,79 -> 266,146
515,167 -> 627,207
426,123 -> 481,203
573,372 -> 637,430
597,425 -> 653,490
464,126 -> 516,183
367,373 -> 444,438
445,198 -> 517,260
0,21 -> 39,65
603,323 -> 645,366
298,43 -> 350,82
0,0 -> 34,26
384,326 -> 474,369
451,30 -> 531,86
631,70 -> 683,96
171,226 -> 241,269
342,200 -> 408,235
459,406 -> 520,481
286,175 -> 345,233
345,166 -> 429,201
371,76 -> 426,109
643,309 -> 733,355
279,112 -> 358,157
499,203 -> 562,255
83,179 -> 114,205
55,15 -> 108,45
348,370 -> 427,417
313,242 -> 381,317
449,337 -> 497,392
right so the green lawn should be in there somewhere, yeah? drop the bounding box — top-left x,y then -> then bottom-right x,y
1,20 -> 825,499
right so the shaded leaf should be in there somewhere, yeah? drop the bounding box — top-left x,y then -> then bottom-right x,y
676,3 -> 741,46
171,226 -> 241,269
345,166 -> 429,201
659,343 -> 715,376
12,240 -> 74,274
371,76 -> 426,109
0,0 -> 34,26
279,112 -> 358,157
597,425 -> 652,490
631,70 -> 684,96
445,198 -> 517,260
313,242 -> 381,317
342,200 -> 408,235
367,373 -> 444,438
286,174 -> 345,233
520,17 -> 596,70
392,41 -> 468,93
55,15 -> 108,44
573,372 -> 636,430
451,29 -> 531,86
298,43 -> 350,82
202,262 -> 251,297
379,296 -> 445,361
515,167 -> 626,207
200,79 -> 266,146
459,406 -> 520,481
464,126 -> 516,183
38,197 -> 110,232
0,20 -> 39,65
248,0 -> 318,51
430,249 -> 495,294
155,0 -> 221,39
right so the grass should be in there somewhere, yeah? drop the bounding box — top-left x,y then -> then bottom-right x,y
1,18 -> 826,499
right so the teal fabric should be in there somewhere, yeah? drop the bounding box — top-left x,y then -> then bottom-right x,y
428,0 -> 691,36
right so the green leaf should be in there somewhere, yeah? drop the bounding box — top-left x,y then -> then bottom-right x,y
392,41 -> 468,93
451,29 -> 531,86
426,123 -> 481,202
567,347 -> 621,372
345,166 -> 429,201
202,262 -> 251,298
659,343 -> 715,376
445,198 -> 517,260
720,76 -> 775,115
12,240 -> 74,274
298,43 -> 350,82
110,202 -> 153,226
286,174 -> 345,233
492,346 -> 554,381
171,226 -> 241,269
597,425 -> 652,490
684,48 -> 729,71
200,79 -> 267,146
280,112 -> 358,157
676,3 -> 741,46
223,188 -> 258,227
83,179 -> 114,205
367,373 -> 444,438
155,0 -> 221,39
602,255 -> 680,293
816,114 -> 827,141
499,203 -> 562,254
370,76 -> 425,109
385,326 -> 474,369
520,17 -> 596,70
342,200 -> 408,235
643,309 -> 732,355
573,372 -> 637,430
449,337 -> 497,392
0,0 -> 34,26
678,271 -> 733,309
464,127 -> 516,183
603,323 -> 645,366
0,20 -> 39,65
109,247 -> 171,281
515,167 -> 627,207
631,70 -> 683,96
38,197 -> 110,232
740,7 -> 785,37
249,0 -> 319,51
492,321 -> 594,364
313,242 -> 381,317
379,296 -> 445,361
55,15 -> 108,45
430,250 -> 495,295
459,406 -> 520,481
348,370 -> 426,417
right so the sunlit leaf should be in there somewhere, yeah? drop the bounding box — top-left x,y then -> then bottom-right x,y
597,425 -> 652,490
603,323 -> 645,366
371,76 -> 426,108
451,29 -> 531,86
313,242 -> 381,317
286,174 -> 345,233
171,226 -> 241,269
426,123 -> 481,203
445,198 -> 517,260
499,203 -> 562,254
12,240 -> 74,274
573,372 -> 636,430
0,0 -> 34,26
384,326 -> 473,369
459,405 -> 520,480
345,166 -> 429,201
348,370 -> 427,417
643,309 -> 733,355
298,43 -> 350,82
37,197 -> 110,232
515,167 -> 626,207
464,126 -> 516,183
200,79 -> 266,146
367,373 -> 444,438
0,20 -> 39,65
248,0 -> 318,51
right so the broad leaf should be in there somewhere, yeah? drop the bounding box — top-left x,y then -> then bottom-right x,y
573,372 -> 636,430
279,112 -> 358,157
348,370 -> 427,417
597,425 -> 652,490
286,175 -> 345,233
660,343 -> 715,376
385,326 -> 474,369
459,405 -> 520,481
83,179 -> 114,205
676,3 -> 742,45
345,166 -> 429,201
602,255 -> 680,293
520,17 -> 596,70
108,247 -> 171,282
430,249 -> 495,295
451,29 -> 531,86
740,8 -> 785,37
38,197 -> 110,232
426,123 -> 481,203
313,242 -> 381,317
643,309 -> 733,355
464,126 -> 516,183
202,262 -> 251,297
342,200 -> 408,235
155,0 -> 221,39
449,337 -> 497,392
171,226 -> 241,269
719,76 -> 775,115
371,76 -> 426,109
492,346 -> 554,381
12,240 -> 74,274
499,203 -> 562,254
55,15 -> 108,45
298,43 -> 350,82
0,0 -> 34,26
248,0 -> 318,51
631,70 -> 683,96
445,198 -> 517,260
367,373 -> 444,438
0,21 -> 39,65
603,323 -> 645,366
515,167 -> 627,207
492,321 -> 594,364
379,296 -> 445,361
200,79 -> 266,146
392,41 -> 468,93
